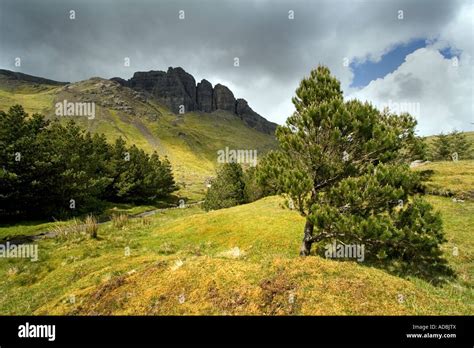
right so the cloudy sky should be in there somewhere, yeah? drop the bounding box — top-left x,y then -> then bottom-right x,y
0,0 -> 472,135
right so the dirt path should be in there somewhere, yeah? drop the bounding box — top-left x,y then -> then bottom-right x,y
1,201 -> 204,246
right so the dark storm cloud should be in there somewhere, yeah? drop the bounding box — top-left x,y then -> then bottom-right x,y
0,0 -> 468,126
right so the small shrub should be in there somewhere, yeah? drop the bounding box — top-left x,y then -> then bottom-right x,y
203,163 -> 245,211
53,218 -> 83,240
139,216 -> 152,226
111,214 -> 129,229
84,215 -> 99,239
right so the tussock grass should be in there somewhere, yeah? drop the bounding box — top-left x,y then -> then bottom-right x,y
0,220 -> 73,240
84,215 -> 98,239
52,218 -> 84,241
138,217 -> 152,227
111,214 -> 129,229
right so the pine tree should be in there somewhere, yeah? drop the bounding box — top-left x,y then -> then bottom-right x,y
243,166 -> 266,203
203,162 -> 245,211
0,105 -> 51,216
431,130 -> 472,161
158,156 -> 177,196
449,130 -> 472,159
258,66 -> 450,278
109,143 -> 177,203
0,105 -> 177,218
146,153 -> 177,198
432,133 -> 453,160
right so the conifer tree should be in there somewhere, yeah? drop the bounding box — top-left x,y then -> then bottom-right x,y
0,106 -> 177,218
258,66 -> 449,278
431,130 -> 472,161
450,130 -> 472,159
203,162 -> 245,211
432,133 -> 453,160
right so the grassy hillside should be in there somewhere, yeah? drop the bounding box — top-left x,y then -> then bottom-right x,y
0,84 -> 59,115
0,193 -> 472,315
413,160 -> 474,199
1,159 -> 473,315
0,76 -> 277,200
1,72 -> 472,316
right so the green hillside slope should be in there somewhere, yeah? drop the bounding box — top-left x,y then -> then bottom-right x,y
0,191 -> 471,315
1,71 -> 472,316
0,75 -> 277,200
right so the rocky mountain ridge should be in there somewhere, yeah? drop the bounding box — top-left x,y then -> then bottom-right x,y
111,67 -> 277,134
0,68 -> 277,135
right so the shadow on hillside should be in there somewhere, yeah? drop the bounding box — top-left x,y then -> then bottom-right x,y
314,246 -> 456,286
373,259 -> 456,286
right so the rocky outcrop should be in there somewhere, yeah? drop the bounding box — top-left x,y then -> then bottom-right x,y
170,67 -> 196,111
196,79 -> 213,112
235,98 -> 275,134
212,84 -> 235,113
118,67 -> 197,114
110,77 -> 127,85
235,98 -> 249,115
112,67 -> 277,134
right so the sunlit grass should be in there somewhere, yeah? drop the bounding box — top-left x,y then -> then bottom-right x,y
0,196 -> 472,315
414,160 -> 474,198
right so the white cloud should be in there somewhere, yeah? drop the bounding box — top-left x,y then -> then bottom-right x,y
346,3 -> 473,135
243,1 -> 472,131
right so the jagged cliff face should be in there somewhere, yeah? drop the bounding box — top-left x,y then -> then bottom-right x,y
196,79 -> 213,112
119,68 -> 197,114
212,84 -> 235,113
112,67 -> 277,135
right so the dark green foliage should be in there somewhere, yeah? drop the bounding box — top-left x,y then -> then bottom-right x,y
203,162 -> 245,211
430,130 -> 472,160
431,133 -> 451,160
110,143 -> 176,203
243,166 -> 277,203
0,105 -> 177,219
258,66 -> 451,280
40,120 -> 112,216
202,162 -> 277,211
450,131 -> 472,159
310,164 -> 451,279
242,166 -> 262,203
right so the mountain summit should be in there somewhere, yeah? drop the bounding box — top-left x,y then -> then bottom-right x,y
111,67 -> 277,134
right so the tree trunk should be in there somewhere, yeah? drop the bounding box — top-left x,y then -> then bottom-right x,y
299,218 -> 314,256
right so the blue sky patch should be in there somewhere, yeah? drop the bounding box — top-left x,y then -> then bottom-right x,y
439,46 -> 460,59
350,38 -> 427,88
